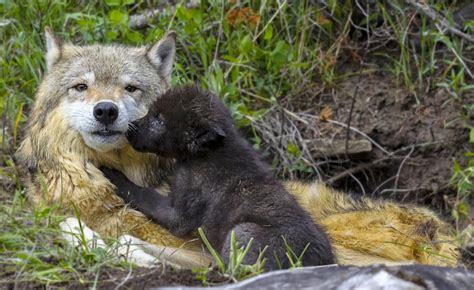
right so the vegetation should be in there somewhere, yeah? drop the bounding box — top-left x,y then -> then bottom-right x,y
198,228 -> 267,281
0,0 -> 472,287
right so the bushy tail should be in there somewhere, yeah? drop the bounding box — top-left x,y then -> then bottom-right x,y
285,181 -> 459,266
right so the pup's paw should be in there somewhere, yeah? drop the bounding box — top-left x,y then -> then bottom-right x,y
100,167 -> 128,185
100,167 -> 137,198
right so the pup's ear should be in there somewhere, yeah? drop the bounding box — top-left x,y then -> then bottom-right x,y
147,31 -> 176,81
188,124 -> 226,153
44,27 -> 62,72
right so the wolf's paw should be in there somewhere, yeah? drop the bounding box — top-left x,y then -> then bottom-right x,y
117,235 -> 161,267
59,217 -> 106,248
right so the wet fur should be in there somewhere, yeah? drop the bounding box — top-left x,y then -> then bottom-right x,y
103,86 -> 335,270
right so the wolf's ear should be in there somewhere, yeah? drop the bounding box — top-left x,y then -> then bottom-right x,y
188,124 -> 226,154
44,27 -> 62,72
147,31 -> 176,81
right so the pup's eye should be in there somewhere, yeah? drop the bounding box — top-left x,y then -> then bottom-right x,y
125,85 -> 138,93
73,84 -> 88,92
154,115 -> 164,126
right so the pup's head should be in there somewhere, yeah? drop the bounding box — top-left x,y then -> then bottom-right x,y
127,86 -> 233,158
38,28 -> 176,152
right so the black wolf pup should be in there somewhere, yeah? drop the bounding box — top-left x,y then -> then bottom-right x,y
102,85 -> 335,270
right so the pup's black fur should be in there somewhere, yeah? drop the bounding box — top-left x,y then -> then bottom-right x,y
102,85 -> 335,270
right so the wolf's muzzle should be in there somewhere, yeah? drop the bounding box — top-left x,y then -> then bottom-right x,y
94,102 -> 119,125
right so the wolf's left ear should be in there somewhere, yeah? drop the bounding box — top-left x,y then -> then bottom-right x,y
147,31 -> 176,81
44,27 -> 62,72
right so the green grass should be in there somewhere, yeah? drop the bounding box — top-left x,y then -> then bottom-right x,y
0,190 -> 134,287
198,227 -> 267,281
0,0 -> 473,286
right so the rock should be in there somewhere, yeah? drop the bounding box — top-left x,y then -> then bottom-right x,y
309,139 -> 373,158
156,264 -> 473,290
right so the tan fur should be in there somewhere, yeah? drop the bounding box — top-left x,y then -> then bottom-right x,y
16,31 -> 459,268
286,182 -> 458,266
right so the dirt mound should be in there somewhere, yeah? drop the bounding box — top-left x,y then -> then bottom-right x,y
255,72 -> 471,211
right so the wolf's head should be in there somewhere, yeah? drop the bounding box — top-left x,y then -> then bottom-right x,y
36,28 -> 176,152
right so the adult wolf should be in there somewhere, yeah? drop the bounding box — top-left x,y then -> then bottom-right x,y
15,28 -> 458,268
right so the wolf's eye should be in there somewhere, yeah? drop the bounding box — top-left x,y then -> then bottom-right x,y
125,85 -> 138,93
73,84 -> 88,92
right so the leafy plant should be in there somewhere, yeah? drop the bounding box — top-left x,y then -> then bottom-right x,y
197,227 -> 266,281
451,152 -> 474,232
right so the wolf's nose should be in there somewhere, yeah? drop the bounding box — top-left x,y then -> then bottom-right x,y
93,102 -> 119,125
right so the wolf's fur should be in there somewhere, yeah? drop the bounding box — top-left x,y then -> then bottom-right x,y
287,182 -> 458,265
15,29 -> 458,268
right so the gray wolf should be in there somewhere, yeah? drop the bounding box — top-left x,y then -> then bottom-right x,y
15,28 -> 458,268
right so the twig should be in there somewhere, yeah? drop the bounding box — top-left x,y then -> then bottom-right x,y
326,159 -> 384,185
393,145 -> 415,192
327,142 -> 437,186
404,0 -> 474,43
253,0 -> 287,41
349,172 -> 366,196
345,65 -> 366,158
211,1 -> 225,68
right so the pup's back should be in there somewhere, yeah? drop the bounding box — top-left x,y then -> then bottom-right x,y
156,86 -> 336,269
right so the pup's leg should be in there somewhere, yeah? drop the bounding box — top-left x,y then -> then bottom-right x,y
101,167 -> 171,210
220,223 -> 282,271
102,167 -> 203,237
221,223 -> 334,271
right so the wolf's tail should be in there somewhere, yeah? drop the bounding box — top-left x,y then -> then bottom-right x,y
285,181 -> 459,266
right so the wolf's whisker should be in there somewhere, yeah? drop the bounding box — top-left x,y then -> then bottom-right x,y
128,123 -> 138,133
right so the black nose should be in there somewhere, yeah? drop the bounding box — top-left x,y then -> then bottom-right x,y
93,102 -> 119,125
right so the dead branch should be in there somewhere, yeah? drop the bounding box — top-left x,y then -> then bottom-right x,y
404,0 -> 474,43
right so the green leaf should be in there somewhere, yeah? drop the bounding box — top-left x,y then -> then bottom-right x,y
122,0 -> 135,5
470,127 -> 474,143
464,151 -> 474,157
264,25 -> 273,40
198,228 -> 225,272
269,40 -> 291,69
105,30 -> 119,41
456,202 -> 469,218
239,35 -> 253,55
108,10 -> 127,25
287,143 -> 300,157
222,55 -> 240,63
126,31 -> 143,43
452,159 -> 461,174
105,0 -> 121,6
0,233 -> 25,246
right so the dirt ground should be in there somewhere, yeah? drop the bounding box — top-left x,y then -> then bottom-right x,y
1,265 -> 231,289
329,74 -> 469,205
